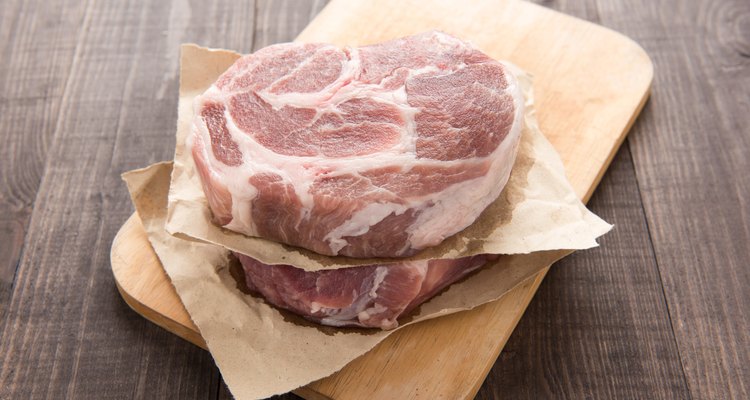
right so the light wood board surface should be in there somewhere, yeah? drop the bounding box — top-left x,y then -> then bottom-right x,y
111,0 -> 653,399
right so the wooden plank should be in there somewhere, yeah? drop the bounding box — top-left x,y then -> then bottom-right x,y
596,0 -> 750,398
473,2 -> 690,398
0,0 -> 259,398
0,0 -> 87,321
478,145 -> 691,399
254,0 -> 331,49
111,214 -> 205,347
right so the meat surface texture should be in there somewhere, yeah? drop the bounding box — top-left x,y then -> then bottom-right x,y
191,31 -> 524,258
236,252 -> 494,329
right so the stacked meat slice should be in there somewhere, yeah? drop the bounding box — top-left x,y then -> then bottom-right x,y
191,31 -> 524,329
237,254 -> 495,329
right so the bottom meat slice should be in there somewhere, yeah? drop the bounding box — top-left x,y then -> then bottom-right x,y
235,253 -> 495,329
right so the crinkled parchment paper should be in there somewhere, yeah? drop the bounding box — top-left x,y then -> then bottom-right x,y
124,161 -> 571,400
165,44 -> 611,270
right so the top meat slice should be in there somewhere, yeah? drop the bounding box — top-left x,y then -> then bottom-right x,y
190,31 -> 524,258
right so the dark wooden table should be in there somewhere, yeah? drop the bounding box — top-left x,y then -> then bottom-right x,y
1,0 -> 748,398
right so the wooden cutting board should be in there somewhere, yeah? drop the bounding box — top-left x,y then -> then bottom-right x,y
111,0 -> 653,398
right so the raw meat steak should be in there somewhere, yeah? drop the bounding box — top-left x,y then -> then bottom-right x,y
191,31 -> 524,258
235,252 -> 496,329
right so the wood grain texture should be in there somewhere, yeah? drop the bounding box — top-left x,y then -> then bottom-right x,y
478,144 -> 691,399
254,0 -> 330,50
473,2 -> 691,399
596,1 -> 750,398
111,214 -> 205,347
0,0 -> 88,322
0,0 -> 256,398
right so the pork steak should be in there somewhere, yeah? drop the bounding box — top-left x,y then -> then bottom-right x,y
236,252 -> 495,329
191,31 -> 524,258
